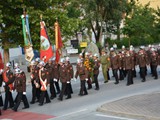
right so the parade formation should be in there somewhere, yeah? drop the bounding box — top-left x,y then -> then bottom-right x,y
0,44 -> 160,115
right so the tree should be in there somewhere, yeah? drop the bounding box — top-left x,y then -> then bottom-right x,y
122,2 -> 156,46
0,0 -> 83,64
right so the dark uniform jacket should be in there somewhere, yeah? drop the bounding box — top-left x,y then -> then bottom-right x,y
66,62 -> 73,81
150,52 -> 158,66
14,74 -> 26,93
45,63 -> 54,80
137,52 -> 148,67
93,59 -> 100,75
75,64 -> 88,81
123,54 -> 134,70
53,63 -> 59,80
59,64 -> 69,83
110,54 -> 119,70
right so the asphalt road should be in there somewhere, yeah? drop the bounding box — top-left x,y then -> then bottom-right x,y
1,66 -> 160,120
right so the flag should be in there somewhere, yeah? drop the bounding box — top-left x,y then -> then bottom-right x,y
55,21 -> 63,63
21,13 -> 34,62
0,52 -> 4,69
40,21 -> 53,62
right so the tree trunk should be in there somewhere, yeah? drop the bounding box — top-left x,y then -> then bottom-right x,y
3,48 -> 9,69
117,24 -> 120,41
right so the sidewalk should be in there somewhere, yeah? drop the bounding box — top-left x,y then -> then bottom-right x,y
97,92 -> 160,120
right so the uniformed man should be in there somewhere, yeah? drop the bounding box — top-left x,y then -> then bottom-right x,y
12,68 -> 29,112
2,62 -> 15,110
84,52 -> 92,89
65,57 -> 73,94
75,59 -> 88,96
45,59 -> 56,100
58,58 -> 71,101
30,60 -> 40,104
150,48 -> 158,79
52,57 -> 60,94
93,54 -> 100,90
118,51 -> 124,80
123,50 -> 134,86
0,69 -> 3,115
110,51 -> 119,84
137,47 -> 148,82
100,49 -> 110,83
38,61 -> 51,106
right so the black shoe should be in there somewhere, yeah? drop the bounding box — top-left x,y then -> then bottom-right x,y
3,108 -> 7,110
50,96 -> 55,100
95,88 -> 99,90
39,103 -> 43,106
12,108 -> 17,112
30,101 -> 35,104
114,82 -> 119,84
154,77 -> 158,80
78,93 -> 83,96
46,101 -> 51,104
104,81 -> 108,83
84,93 -> 88,95
22,106 -> 29,109
141,80 -> 146,82
66,96 -> 71,99
58,97 -> 63,101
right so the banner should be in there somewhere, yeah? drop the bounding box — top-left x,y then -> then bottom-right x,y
21,13 -> 34,62
40,21 -> 53,62
0,52 -> 4,69
55,21 -> 63,63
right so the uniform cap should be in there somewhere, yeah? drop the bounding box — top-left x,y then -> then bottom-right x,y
79,53 -> 83,56
151,47 -> 155,51
30,60 -> 36,65
85,52 -> 89,56
52,57 -> 56,61
148,44 -> 151,48
39,61 -> 45,66
14,63 -> 19,68
6,62 -> 11,67
60,58 -> 65,63
94,53 -> 98,57
0,69 -> 3,74
110,47 -> 114,51
35,57 -> 40,62
122,45 -> 125,49
66,57 -> 70,61
77,59 -> 82,63
15,68 -> 21,74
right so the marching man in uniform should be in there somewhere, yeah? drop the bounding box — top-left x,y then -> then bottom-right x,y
38,61 -> 51,106
75,59 -> 88,96
12,68 -> 29,112
2,62 -> 15,110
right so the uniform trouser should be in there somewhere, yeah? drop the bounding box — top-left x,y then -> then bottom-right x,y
50,80 -> 56,98
39,91 -> 50,104
59,83 -> 71,99
3,87 -> 14,109
54,81 -> 60,93
113,69 -> 119,83
79,80 -> 88,95
126,69 -> 133,85
13,92 -> 29,111
132,67 -> 136,77
107,70 -> 110,80
119,69 -> 124,80
140,67 -> 146,81
94,74 -> 99,89
102,65 -> 108,81
152,65 -> 158,78
123,69 -> 126,77
66,82 -> 73,94
87,74 -> 92,89
31,82 -> 40,102
150,63 -> 153,74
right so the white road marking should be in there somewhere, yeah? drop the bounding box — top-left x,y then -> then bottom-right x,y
96,114 -> 137,120
56,109 -> 88,118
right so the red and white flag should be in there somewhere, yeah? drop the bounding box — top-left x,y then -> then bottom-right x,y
40,21 -> 53,62
0,52 -> 4,69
